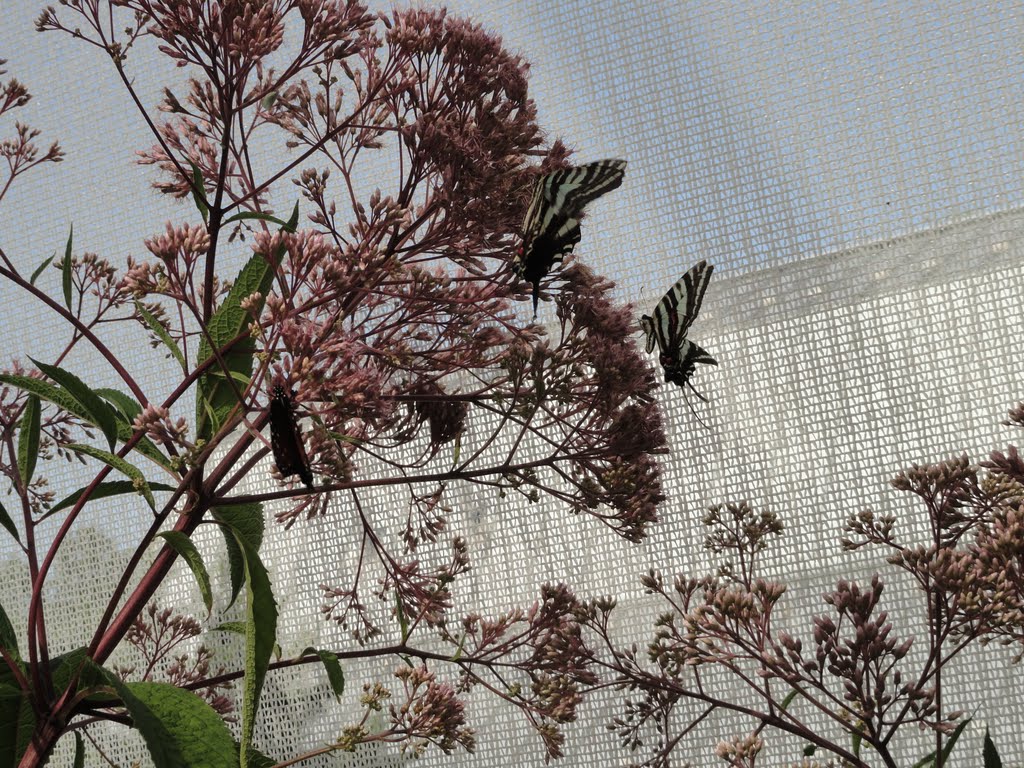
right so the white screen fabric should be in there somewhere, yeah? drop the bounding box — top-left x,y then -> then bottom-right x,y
1,1 -> 1023,766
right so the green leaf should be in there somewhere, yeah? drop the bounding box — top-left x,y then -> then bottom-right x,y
62,226 -> 73,310
259,91 -> 278,110
395,592 -> 409,642
48,480 -> 176,517
158,532 -> 213,614
192,203 -> 296,443
939,717 -> 970,765
0,498 -> 19,543
65,445 -> 156,510
136,302 -> 186,371
190,161 -> 209,224
778,688 -> 798,711
29,254 -> 54,286
212,503 -> 264,606
0,659 -> 23,690
98,670 -> 237,768
95,388 -> 143,423
301,647 -> 344,701
0,682 -> 34,766
217,370 -> 259,388
212,621 -> 246,635
984,726 -> 1002,768
17,396 -> 40,489
73,732 -> 84,768
325,429 -> 361,445
283,200 -> 299,233
31,358 -> 120,452
221,529 -> 247,607
195,252 -> 279,441
802,744 -> 816,757
93,389 -> 175,472
911,717 -> 970,768
222,211 -> 291,230
230,529 -> 278,766
125,433 -> 173,473
0,374 -> 174,475
0,600 -> 17,658
49,647 -> 99,700
1,374 -> 84,420
237,744 -> 277,768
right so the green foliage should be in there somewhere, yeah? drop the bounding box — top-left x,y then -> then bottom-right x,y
94,388 -> 143,423
62,226 -> 72,310
212,621 -> 246,636
984,727 -> 1002,768
301,647 -> 345,701
136,301 -> 186,371
195,252 -> 279,442
0,499 -> 20,543
211,503 -> 264,606
223,204 -> 298,233
0,682 -> 34,767
46,480 -> 176,519
0,600 -> 19,658
30,358 -> 119,451
99,670 -> 237,768
0,375 -> 172,471
16,395 -> 39,489
238,745 -> 277,768
189,161 -> 209,224
911,717 -> 969,767
49,648 -> 91,697
65,444 -> 158,509
28,254 -> 53,286
157,531 -> 213,614
229,527 -> 278,766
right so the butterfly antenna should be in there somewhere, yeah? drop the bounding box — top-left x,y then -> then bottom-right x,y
684,381 -> 711,431
686,378 -> 709,403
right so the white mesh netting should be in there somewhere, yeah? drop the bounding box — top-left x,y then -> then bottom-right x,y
2,1 -> 1023,766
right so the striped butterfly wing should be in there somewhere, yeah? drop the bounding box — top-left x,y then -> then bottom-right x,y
640,260 -> 716,389
269,385 -> 314,489
515,159 -> 627,310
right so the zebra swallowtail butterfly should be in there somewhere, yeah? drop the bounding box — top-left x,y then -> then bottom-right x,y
269,385 -> 314,489
514,158 -> 626,312
640,260 -> 716,399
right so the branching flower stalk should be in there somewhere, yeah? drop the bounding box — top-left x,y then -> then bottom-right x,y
0,2 -> 666,765
589,431 -> 1024,767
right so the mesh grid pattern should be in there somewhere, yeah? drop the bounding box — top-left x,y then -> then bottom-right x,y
2,1 -> 1023,765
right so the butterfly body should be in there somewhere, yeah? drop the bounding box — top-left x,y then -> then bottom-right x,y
659,343 -> 716,393
641,261 -> 716,396
269,385 -> 314,489
514,159 -> 627,312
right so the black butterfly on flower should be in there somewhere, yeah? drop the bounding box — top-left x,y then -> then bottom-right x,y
513,158 -> 627,313
269,385 -> 314,489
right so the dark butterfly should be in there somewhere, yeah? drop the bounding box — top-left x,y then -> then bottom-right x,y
412,381 -> 467,450
640,260 -> 716,400
269,385 -> 314,489
514,158 -> 627,313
